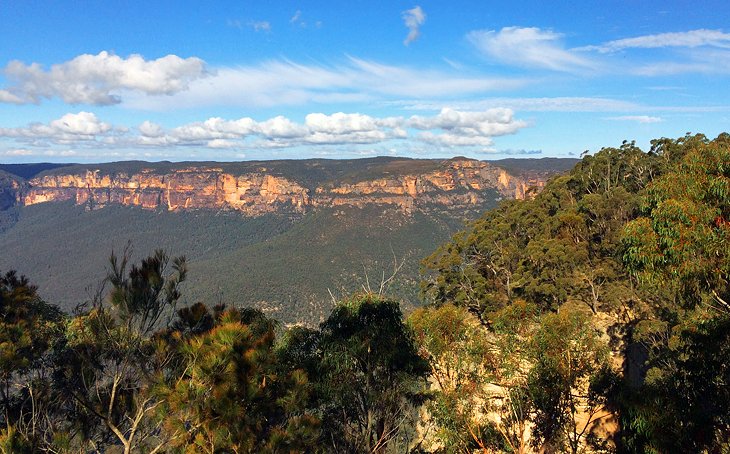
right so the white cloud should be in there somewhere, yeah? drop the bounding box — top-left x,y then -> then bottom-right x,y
2,148 -> 34,156
467,27 -> 596,72
258,116 -> 308,138
417,131 -> 496,148
0,89 -> 24,104
408,107 -> 527,136
606,115 -> 663,123
402,6 -> 426,46
139,121 -> 164,138
250,21 -> 271,32
123,57 -> 525,110
207,139 -> 238,149
631,48 -> 730,76
399,97 -> 641,112
290,10 -> 302,23
0,111 -> 116,143
50,112 -> 112,135
305,112 -> 400,134
0,109 -> 526,155
586,29 -> 730,53
0,51 -> 207,105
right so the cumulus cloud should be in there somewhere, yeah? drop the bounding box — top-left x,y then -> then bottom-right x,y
0,89 -> 24,104
585,29 -> 730,53
139,120 -> 164,138
0,109 -> 526,155
0,112 -> 116,143
258,116 -> 308,138
305,112 -> 401,134
468,27 -> 596,72
606,115 -> 663,123
408,107 -> 527,137
0,51 -> 207,105
402,6 -> 426,46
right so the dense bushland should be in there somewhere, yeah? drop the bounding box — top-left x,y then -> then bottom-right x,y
1,133 -> 728,452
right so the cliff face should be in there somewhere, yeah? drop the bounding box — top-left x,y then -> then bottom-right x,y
0,171 -> 20,211
14,158 -> 549,215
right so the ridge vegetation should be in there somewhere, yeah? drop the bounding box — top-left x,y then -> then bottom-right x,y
0,134 -> 728,452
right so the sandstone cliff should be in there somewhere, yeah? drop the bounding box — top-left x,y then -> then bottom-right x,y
11,158 -> 551,215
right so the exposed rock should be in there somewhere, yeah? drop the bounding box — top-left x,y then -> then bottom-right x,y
12,158 -> 555,215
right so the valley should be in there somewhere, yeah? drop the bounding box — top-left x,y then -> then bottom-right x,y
0,156 -> 574,322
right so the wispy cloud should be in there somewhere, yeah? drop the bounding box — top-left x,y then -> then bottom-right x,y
606,115 -> 663,124
288,10 -> 319,28
398,97 -> 641,112
123,57 -> 526,110
467,27 -> 597,72
584,29 -> 730,53
0,52 -> 525,109
250,21 -> 271,33
631,48 -> 730,76
402,6 -> 426,46
0,52 -> 207,105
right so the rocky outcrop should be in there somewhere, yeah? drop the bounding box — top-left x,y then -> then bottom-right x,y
21,168 -> 310,215
14,158 -> 553,215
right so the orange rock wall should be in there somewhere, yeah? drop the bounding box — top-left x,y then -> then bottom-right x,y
18,160 -> 545,215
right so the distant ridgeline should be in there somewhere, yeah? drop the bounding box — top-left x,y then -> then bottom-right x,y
0,157 -> 575,321
1,157 -> 574,215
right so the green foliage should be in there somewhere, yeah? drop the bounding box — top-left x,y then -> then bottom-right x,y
527,309 -> 609,453
624,134 -> 730,306
418,137 -> 730,452
621,133 -> 730,452
0,270 -> 63,451
422,140 -> 660,321
0,202 -> 465,324
411,301 -> 610,454
316,293 -> 430,453
157,307 -> 319,453
4,136 -> 730,452
410,303 -> 509,453
0,425 -> 33,454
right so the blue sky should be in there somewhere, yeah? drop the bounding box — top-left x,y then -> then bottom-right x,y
1,0 -> 729,163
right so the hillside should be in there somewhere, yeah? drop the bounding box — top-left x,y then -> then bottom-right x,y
0,156 -> 571,322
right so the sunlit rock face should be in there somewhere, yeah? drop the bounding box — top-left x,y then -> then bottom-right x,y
15,158 -> 551,215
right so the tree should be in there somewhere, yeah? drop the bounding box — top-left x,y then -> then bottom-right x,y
0,270 -> 63,451
527,308 -> 611,454
410,303 -> 522,453
311,293 -> 429,453
52,249 -> 187,453
422,141 -> 661,323
156,306 -> 320,452
622,133 -> 730,451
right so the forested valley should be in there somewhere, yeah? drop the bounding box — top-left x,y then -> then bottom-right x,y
2,133 -> 729,453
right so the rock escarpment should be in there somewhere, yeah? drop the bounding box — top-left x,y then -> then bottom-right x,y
12,158 -> 551,215
22,168 -> 310,216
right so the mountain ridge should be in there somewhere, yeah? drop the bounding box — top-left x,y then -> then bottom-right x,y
5,156 -> 576,216
0,156 -> 576,320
